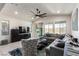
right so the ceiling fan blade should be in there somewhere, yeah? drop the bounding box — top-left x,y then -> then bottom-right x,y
43,16 -> 47,17
30,11 -> 36,15
42,15 -> 47,17
39,15 -> 47,18
39,13 -> 47,16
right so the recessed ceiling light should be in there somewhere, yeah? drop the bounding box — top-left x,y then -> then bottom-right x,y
57,10 -> 60,13
14,11 -> 18,15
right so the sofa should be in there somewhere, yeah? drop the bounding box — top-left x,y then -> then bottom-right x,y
45,38 -> 64,56
50,46 -> 64,56
37,33 -> 62,50
43,33 -> 61,45
45,34 -> 73,56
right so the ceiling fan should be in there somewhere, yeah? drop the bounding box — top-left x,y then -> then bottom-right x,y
31,8 -> 47,19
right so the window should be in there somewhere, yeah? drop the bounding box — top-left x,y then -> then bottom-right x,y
44,24 -> 53,33
60,23 -> 66,34
45,25 -> 49,33
48,24 -> 53,33
55,23 -> 60,34
44,21 -> 66,34
55,21 -> 66,34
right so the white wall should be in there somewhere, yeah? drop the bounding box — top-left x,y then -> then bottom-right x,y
0,15 -> 32,42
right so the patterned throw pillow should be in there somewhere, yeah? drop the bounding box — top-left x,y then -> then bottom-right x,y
62,34 -> 72,42
9,48 -> 22,56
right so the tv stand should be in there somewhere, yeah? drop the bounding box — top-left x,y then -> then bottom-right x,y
19,33 -> 31,39
11,29 -> 31,42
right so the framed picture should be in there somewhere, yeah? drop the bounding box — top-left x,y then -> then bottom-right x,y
1,20 -> 9,35
72,8 -> 78,31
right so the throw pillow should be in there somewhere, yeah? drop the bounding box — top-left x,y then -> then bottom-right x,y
62,34 -> 72,42
55,42 -> 65,48
58,35 -> 65,40
9,48 -> 22,56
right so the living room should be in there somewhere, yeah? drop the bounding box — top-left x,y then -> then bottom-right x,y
0,3 -> 79,56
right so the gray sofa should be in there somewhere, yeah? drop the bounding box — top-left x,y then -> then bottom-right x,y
45,34 -> 73,56
43,33 -> 61,44
45,39 -> 64,56
50,46 -> 64,56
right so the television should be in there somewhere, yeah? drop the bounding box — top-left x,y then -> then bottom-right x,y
19,26 -> 26,33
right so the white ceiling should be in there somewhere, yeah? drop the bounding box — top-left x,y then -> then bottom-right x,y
0,3 -> 77,21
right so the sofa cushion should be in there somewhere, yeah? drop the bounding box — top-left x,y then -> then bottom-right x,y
72,38 -> 78,43
58,35 -> 65,40
55,42 -> 65,48
45,38 -> 64,56
45,33 -> 54,37
50,46 -> 64,56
